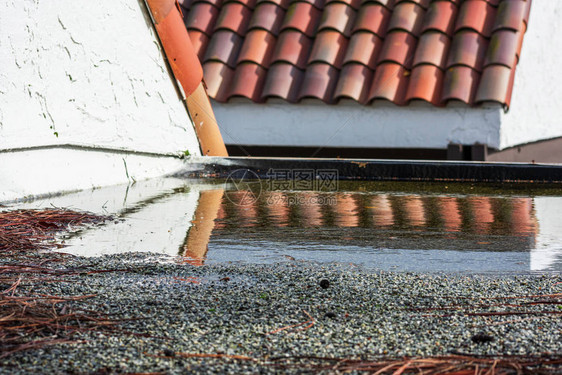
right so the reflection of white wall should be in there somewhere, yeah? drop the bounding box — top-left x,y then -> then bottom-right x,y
0,0 -> 201,201
532,197 -> 562,271
10,179 -> 222,257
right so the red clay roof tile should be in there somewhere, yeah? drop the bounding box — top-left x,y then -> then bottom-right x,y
317,3 -> 356,36
237,29 -> 276,66
353,3 -> 391,38
202,61 -> 234,101
367,62 -> 410,105
203,30 -> 243,67
421,0 -> 457,35
214,2 -> 252,34
334,63 -> 373,103
183,0 -> 531,109
376,0 -> 397,10
256,0 -> 290,9
247,3 -> 285,34
298,63 -> 339,103
493,0 -> 531,32
228,62 -> 268,101
413,31 -> 450,69
307,30 -> 348,68
455,0 -> 496,37
188,30 -> 211,60
446,30 -> 488,71
261,62 -> 304,102
299,0 -> 326,9
229,0 -> 258,9
280,2 -> 322,37
475,65 -> 516,108
185,2 -> 219,35
405,64 -> 444,105
377,31 -> 417,69
326,0 -> 361,10
387,1 -> 425,35
343,31 -> 383,69
270,30 -> 312,68
484,29 -> 520,69
441,66 -> 480,105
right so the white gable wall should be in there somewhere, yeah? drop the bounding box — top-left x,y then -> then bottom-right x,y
499,1 -> 562,149
0,0 -> 202,201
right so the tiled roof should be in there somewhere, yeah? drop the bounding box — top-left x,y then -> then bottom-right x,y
180,0 -> 531,108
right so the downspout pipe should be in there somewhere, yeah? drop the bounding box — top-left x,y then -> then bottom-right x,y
145,0 -> 228,157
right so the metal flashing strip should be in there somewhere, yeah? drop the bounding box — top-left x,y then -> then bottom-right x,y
182,157 -> 562,183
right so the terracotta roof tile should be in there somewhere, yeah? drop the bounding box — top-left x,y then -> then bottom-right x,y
317,3 -> 356,36
455,0 -> 496,37
257,0 -> 290,9
270,30 -> 312,68
405,64 -> 444,105
352,3 -> 391,37
261,62 -> 304,102
183,0 -> 531,109
237,29 -> 276,66
307,30 -> 348,68
446,30 -> 488,71
373,0 -> 397,10
413,31 -> 450,69
334,63 -> 373,103
214,2 -> 252,34
298,63 -> 339,103
188,30 -> 211,60
326,0 -> 361,10
484,29 -> 520,69
230,0 -> 258,9
228,62 -> 268,101
387,1 -> 425,35
442,66 -> 480,105
421,1 -> 458,35
248,3 -> 286,34
367,62 -> 410,105
343,31 -> 383,69
475,65 -> 516,108
203,30 -> 244,67
493,0 -> 531,32
299,0 -> 326,9
202,61 -> 234,101
185,2 -> 219,35
280,2 -> 322,37
377,31 -> 417,69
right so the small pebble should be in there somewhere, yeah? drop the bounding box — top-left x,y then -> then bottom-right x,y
319,279 -> 330,289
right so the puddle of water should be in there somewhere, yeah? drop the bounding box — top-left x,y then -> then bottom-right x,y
7,178 -> 562,273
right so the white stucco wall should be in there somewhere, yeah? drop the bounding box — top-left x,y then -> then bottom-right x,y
499,1 -> 562,149
214,100 -> 503,150
0,0 -> 201,156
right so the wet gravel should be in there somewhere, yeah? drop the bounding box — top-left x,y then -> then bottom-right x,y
1,252 -> 561,374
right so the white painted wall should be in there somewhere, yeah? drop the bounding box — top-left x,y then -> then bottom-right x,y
0,0 -> 200,155
499,2 -> 562,149
214,100 -> 503,149
0,0 -> 202,201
